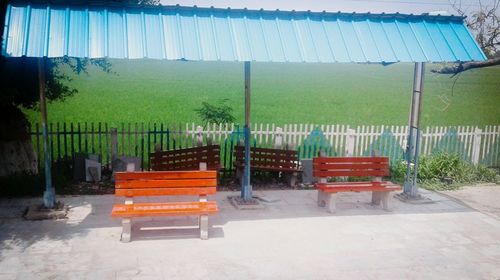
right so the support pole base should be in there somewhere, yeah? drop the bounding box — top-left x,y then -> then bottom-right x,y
395,192 -> 434,205
43,188 -> 56,209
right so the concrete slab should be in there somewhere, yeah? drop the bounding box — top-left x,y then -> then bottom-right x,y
0,189 -> 499,279
441,184 -> 500,219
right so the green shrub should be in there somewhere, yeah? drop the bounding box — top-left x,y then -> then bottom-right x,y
390,152 -> 499,189
194,99 -> 235,127
390,160 -> 408,184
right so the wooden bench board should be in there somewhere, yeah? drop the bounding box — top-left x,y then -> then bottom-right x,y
111,201 -> 218,218
150,145 -> 221,171
234,146 -> 300,172
317,183 -> 401,193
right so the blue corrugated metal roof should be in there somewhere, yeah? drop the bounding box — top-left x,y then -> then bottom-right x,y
1,3 -> 487,62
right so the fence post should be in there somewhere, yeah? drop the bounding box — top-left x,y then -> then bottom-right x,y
471,127 -> 482,165
196,125 -> 204,147
111,128 -> 118,162
345,128 -> 356,156
273,127 -> 283,149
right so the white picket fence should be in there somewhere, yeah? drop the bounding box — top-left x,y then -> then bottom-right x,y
186,123 -> 500,166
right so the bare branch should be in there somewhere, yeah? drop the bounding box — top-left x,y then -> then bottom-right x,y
431,57 -> 500,74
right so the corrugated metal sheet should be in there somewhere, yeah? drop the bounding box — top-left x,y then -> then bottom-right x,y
1,3 -> 487,62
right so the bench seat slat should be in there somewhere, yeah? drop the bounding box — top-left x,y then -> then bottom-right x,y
111,201 -> 218,218
115,187 -> 217,197
313,163 -> 389,169
318,185 -> 401,193
115,171 -> 217,180
317,181 -> 401,193
115,178 -> 217,189
314,157 -> 389,163
314,170 -> 389,177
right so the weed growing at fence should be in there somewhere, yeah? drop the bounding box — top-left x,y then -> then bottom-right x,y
391,152 -> 500,191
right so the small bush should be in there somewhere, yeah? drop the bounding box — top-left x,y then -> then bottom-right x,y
194,99 -> 235,127
390,152 -> 500,189
390,160 -> 408,184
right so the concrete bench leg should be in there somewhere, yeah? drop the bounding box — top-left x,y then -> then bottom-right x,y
236,168 -> 243,186
317,190 -> 326,207
199,215 -> 209,240
121,218 -> 131,243
371,192 -> 382,205
286,172 -> 298,187
325,193 -> 337,213
381,192 -> 392,211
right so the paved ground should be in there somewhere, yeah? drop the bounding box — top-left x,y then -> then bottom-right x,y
1,188 -> 500,280
442,184 -> 500,219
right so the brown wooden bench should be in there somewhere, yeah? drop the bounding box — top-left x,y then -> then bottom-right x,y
150,145 -> 221,171
313,156 -> 401,213
111,169 -> 218,242
234,146 -> 301,186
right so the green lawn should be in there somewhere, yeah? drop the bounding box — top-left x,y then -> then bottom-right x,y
25,59 -> 500,127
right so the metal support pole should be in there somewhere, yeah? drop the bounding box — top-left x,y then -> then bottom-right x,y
403,62 -> 425,198
242,61 -> 252,201
38,58 -> 55,208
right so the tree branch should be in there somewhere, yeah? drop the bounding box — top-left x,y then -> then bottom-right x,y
431,57 -> 500,74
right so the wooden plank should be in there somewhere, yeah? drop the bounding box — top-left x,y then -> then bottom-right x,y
151,150 -> 220,163
115,187 -> 217,196
316,181 -> 399,188
153,145 -> 220,155
235,146 -> 298,155
111,201 -> 218,217
313,170 -> 389,177
317,185 -> 401,193
313,163 -> 389,169
115,170 -> 217,180
116,178 -> 217,189
313,157 -> 389,163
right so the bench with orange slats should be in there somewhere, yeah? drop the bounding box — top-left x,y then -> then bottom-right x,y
111,170 -> 218,242
313,156 -> 401,213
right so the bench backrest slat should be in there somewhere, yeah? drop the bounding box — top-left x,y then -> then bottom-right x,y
150,145 -> 221,171
115,170 -> 217,197
313,157 -> 390,178
234,146 -> 299,169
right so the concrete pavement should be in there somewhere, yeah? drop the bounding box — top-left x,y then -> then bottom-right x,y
1,188 -> 500,279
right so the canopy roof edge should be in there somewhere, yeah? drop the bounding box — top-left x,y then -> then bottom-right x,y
2,2 -> 487,62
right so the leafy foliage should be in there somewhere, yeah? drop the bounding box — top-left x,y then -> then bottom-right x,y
195,99 -> 236,126
391,152 -> 499,190
0,57 -> 112,109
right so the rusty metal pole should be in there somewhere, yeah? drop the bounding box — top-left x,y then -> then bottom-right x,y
38,58 -> 55,208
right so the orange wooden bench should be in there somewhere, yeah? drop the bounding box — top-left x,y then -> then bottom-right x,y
313,156 -> 401,213
111,169 -> 218,242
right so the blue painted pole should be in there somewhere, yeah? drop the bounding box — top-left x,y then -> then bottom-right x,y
38,58 -> 55,208
242,61 -> 252,201
403,62 -> 425,198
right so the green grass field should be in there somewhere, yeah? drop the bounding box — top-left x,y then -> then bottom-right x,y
24,59 -> 500,127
